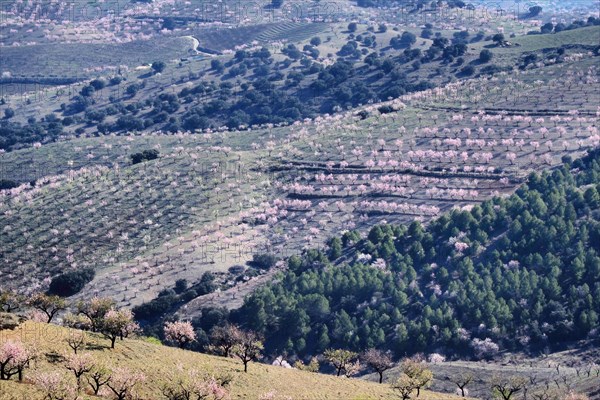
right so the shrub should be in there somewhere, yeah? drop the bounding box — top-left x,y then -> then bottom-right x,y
126,84 -> 140,97
460,65 -> 475,76
211,59 -> 225,73
151,61 -> 166,74
131,149 -> 160,164
294,357 -> 320,372
132,293 -> 178,322
479,49 -> 493,63
0,313 -> 20,330
80,85 -> 95,97
48,268 -> 95,297
192,272 -> 217,295
492,33 -> 505,44
249,253 -> 277,270
4,108 -> 15,119
109,76 -> 123,85
0,180 -> 19,190
90,79 -> 106,90
174,279 -> 188,294
229,265 -> 246,274
378,105 -> 394,114
143,336 -> 162,345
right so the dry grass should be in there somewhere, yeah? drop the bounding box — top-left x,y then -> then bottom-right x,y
0,321 -> 465,400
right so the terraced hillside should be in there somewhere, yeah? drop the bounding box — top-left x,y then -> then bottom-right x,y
1,47 -> 598,310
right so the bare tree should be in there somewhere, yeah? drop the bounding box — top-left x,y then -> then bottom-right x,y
530,386 -> 564,400
0,290 -> 22,313
491,375 -> 528,400
86,363 -> 111,396
450,372 -> 473,397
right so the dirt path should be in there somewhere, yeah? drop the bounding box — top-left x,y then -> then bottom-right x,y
181,35 -> 217,57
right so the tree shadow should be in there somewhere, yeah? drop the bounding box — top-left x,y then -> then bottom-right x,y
45,352 -> 66,364
85,342 -> 110,351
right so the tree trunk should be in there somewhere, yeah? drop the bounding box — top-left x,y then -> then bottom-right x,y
378,371 -> 383,384
244,361 -> 248,373
111,337 -> 116,349
417,387 -> 420,397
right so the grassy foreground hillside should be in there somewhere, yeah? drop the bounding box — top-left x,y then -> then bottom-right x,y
0,321 -> 465,400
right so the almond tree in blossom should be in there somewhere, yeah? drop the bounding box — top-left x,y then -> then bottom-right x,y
164,320 -> 197,349
33,372 -> 78,400
162,368 -> 229,400
100,308 -> 139,349
66,330 -> 87,354
0,340 -> 37,381
209,324 -> 242,357
75,297 -> 117,332
64,352 -> 94,391
28,293 -> 66,323
506,152 -> 517,165
233,329 -> 264,373
361,348 -> 393,384
106,368 -> 146,400
259,390 -> 293,400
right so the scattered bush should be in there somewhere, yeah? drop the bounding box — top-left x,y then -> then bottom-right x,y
479,49 -> 493,63
48,268 -> 95,297
249,253 -> 277,270
131,149 -> 160,164
3,108 -> 15,119
151,61 -> 166,74
0,313 -> 20,330
0,180 -> 19,190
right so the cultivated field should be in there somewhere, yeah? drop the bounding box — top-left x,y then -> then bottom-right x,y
1,45 -> 598,311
